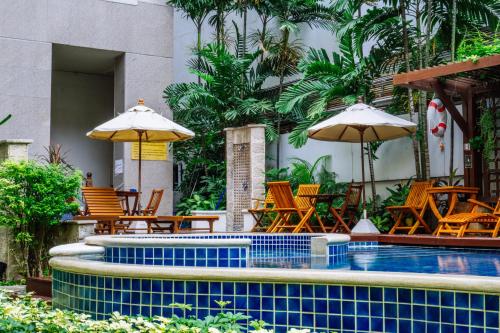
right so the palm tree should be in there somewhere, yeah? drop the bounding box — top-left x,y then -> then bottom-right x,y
167,0 -> 214,84
262,0 -> 333,167
164,43 -> 277,197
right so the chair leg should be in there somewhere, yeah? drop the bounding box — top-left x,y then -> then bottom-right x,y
492,220 -> 500,238
388,209 -> 403,234
250,211 -> 264,232
292,209 -> 315,233
410,208 -> 432,235
266,214 -> 281,233
331,208 -> 351,233
314,210 -> 327,233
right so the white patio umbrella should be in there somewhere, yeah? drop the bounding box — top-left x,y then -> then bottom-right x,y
87,99 -> 194,205
307,102 -> 417,232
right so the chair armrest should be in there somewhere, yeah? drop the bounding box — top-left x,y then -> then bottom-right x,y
468,199 -> 494,212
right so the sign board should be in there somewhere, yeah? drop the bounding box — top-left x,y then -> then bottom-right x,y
131,142 -> 167,161
114,159 -> 123,175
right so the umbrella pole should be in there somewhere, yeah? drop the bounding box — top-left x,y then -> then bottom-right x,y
138,131 -> 143,211
359,128 -> 367,220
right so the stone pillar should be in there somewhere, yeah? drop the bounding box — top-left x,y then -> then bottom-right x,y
225,125 -> 266,232
0,139 -> 33,162
0,139 -> 32,280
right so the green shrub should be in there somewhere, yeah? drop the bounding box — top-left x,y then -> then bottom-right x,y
0,160 -> 82,277
0,292 -> 310,333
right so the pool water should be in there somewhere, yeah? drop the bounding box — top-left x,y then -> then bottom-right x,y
252,245 -> 500,277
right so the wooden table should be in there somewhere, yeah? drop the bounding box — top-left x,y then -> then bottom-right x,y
299,193 -> 345,233
116,190 -> 140,215
426,186 -> 480,234
154,215 -> 219,233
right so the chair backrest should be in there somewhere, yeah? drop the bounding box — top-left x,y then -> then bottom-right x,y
267,181 -> 298,210
144,189 -> 164,215
81,187 -> 124,216
404,180 -> 434,209
262,190 -> 275,208
295,184 -> 320,209
338,182 -> 364,214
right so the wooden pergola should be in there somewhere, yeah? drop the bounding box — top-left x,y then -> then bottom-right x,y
393,54 -> 500,199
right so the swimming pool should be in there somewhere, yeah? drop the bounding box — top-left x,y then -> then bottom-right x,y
251,245 -> 500,276
49,234 -> 500,332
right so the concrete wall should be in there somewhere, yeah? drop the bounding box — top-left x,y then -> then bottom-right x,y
0,0 -> 174,214
0,38 -> 52,156
114,53 -> 174,214
51,71 -> 114,187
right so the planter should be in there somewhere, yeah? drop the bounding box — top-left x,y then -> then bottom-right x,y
26,276 -> 52,298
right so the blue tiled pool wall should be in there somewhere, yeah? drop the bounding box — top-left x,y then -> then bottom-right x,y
104,246 -> 248,268
349,241 -> 379,250
52,269 -> 500,333
111,234 -> 313,257
327,242 -> 349,265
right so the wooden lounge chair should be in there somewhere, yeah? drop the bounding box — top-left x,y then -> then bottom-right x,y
388,180 -> 434,235
436,198 -> 500,237
249,191 -> 275,232
330,182 -> 363,233
75,187 -> 157,234
266,181 -> 316,233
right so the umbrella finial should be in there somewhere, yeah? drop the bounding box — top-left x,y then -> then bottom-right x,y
138,98 -> 145,105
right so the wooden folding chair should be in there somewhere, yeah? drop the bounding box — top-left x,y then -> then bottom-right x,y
294,184 -> 325,232
142,189 -> 164,215
436,198 -> 500,237
75,187 -> 157,234
388,180 -> 434,235
331,183 -> 363,233
249,191 -> 275,232
266,181 -> 316,233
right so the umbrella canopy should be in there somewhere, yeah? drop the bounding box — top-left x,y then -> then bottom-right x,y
307,102 -> 417,231
87,99 -> 194,207
87,100 -> 194,142
308,103 -> 416,143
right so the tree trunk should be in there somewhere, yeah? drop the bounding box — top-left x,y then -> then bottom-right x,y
197,22 -> 202,85
400,2 -> 421,179
275,29 -> 290,169
449,0 -> 457,183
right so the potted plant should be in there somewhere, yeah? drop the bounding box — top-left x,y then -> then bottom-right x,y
0,160 -> 81,295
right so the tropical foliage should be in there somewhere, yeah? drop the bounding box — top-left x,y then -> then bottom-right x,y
0,292 -> 309,333
265,155 -> 347,196
0,161 -> 81,277
167,0 -> 500,213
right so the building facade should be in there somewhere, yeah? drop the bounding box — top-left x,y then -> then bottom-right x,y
0,0 -> 174,213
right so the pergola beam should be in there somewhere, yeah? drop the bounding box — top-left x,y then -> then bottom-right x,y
393,54 -> 500,86
431,79 -> 468,136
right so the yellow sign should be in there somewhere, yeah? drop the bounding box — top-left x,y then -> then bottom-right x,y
131,142 -> 167,161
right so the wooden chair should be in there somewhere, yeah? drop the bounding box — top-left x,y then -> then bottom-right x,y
388,180 -> 434,235
294,184 -> 325,232
266,181 -> 316,233
249,191 -> 275,232
75,187 -> 157,234
436,198 -> 500,237
331,183 -> 363,233
142,189 -> 164,216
